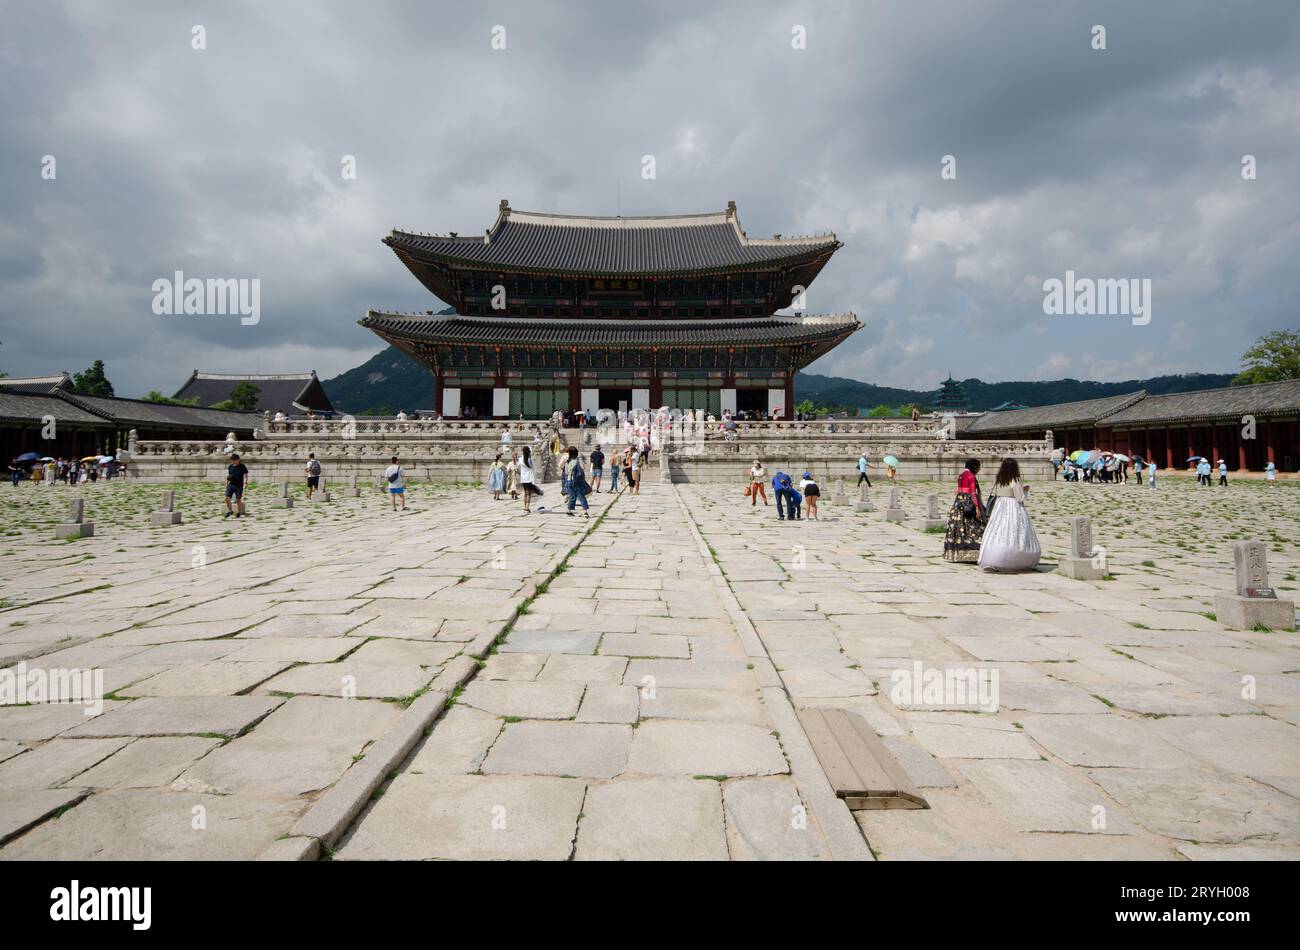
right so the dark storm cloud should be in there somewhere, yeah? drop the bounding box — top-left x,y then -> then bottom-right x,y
0,0 -> 1296,395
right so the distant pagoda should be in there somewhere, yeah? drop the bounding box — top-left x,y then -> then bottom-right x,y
936,375 -> 969,412
360,200 -> 860,419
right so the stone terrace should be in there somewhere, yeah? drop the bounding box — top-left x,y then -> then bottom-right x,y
0,475 -> 1296,859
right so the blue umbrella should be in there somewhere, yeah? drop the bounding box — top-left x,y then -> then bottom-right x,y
13,452 -> 40,463
1186,456 -> 1205,463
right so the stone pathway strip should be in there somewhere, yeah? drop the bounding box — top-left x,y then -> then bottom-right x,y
336,481 -> 867,860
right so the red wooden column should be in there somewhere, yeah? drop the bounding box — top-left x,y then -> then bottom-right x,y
1165,427 -> 1174,470
434,376 -> 444,416
649,348 -> 663,408
784,374 -> 794,420
1265,420 -> 1276,465
568,349 -> 580,414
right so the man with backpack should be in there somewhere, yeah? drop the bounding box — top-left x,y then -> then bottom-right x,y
305,453 -> 322,500
384,455 -> 407,511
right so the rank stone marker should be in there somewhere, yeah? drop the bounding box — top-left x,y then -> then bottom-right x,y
151,489 -> 182,525
1213,541 -> 1297,631
923,493 -> 945,530
855,483 -> 872,512
272,481 -> 293,509
55,498 -> 93,539
1057,515 -> 1105,580
311,477 -> 332,503
884,486 -> 905,522
346,474 -> 361,498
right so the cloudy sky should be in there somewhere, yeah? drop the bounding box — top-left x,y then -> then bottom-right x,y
2,0 -> 1297,397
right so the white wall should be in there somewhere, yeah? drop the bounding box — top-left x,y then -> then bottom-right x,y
442,387 -> 460,417
581,388 -> 599,414
492,388 -> 509,417
632,388 -> 650,410
721,388 -> 737,414
768,388 -> 785,416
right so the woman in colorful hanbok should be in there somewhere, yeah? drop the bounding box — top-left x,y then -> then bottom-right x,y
978,458 -> 1041,572
942,459 -> 984,563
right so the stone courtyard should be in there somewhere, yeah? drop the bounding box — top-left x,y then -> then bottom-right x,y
0,474 -> 1296,860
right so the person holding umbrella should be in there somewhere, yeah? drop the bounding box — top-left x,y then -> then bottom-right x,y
883,455 -> 899,485
1196,457 -> 1212,486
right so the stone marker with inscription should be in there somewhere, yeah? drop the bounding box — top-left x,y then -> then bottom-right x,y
855,482 -> 872,512
310,476 -> 332,503
1213,541 -> 1296,631
345,474 -> 361,498
1056,515 -> 1105,580
884,486 -> 905,522
55,498 -> 93,539
923,493 -> 945,530
272,481 -> 294,509
151,489 -> 182,525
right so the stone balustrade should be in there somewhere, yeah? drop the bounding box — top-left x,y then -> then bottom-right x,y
132,420 -> 1052,483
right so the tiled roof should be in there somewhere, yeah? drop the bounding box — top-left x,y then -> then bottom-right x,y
0,373 -> 74,394
0,388 -> 108,425
172,371 -> 334,415
964,379 -> 1300,434
361,311 -> 861,348
63,393 -> 262,431
386,202 -> 839,276
1104,379 -> 1300,425
964,391 -> 1146,434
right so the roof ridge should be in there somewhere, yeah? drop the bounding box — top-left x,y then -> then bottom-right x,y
191,372 -> 316,381
1138,378 -> 1300,399
0,373 -> 71,383
985,389 -> 1146,415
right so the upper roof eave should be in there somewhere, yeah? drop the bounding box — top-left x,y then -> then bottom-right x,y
383,200 -> 840,277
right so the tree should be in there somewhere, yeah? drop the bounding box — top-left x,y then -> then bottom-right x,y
210,382 -> 261,412
867,404 -> 894,417
1233,330 -> 1300,385
794,399 -> 817,418
143,391 -> 199,406
72,360 -> 114,397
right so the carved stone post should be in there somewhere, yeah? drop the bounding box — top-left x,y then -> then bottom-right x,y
1212,541 -> 1296,630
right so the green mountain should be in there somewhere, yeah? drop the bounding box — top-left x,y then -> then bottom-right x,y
323,346 -> 436,416
322,348 -> 1236,417
794,371 -> 1237,414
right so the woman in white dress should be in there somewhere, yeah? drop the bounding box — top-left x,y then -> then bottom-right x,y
978,458 -> 1041,572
